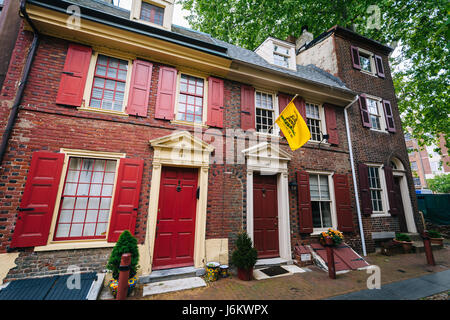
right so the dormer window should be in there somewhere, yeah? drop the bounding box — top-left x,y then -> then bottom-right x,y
140,2 -> 164,26
273,45 -> 290,68
359,52 -> 373,73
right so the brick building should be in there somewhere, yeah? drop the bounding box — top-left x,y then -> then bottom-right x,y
0,0 -> 419,282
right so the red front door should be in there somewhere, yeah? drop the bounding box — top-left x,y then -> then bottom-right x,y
152,167 -> 198,270
253,173 -> 279,258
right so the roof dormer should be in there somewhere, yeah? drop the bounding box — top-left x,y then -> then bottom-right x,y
254,37 -> 297,71
130,0 -> 174,31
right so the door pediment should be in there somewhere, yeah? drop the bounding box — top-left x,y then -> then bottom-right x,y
242,142 -> 291,173
150,131 -> 214,167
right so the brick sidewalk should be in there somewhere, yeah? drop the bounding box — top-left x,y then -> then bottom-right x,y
130,247 -> 450,300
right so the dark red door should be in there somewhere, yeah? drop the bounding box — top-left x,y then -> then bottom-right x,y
253,173 -> 279,258
153,167 -> 198,270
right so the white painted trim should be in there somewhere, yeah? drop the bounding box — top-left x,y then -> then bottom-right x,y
395,172 -> 417,233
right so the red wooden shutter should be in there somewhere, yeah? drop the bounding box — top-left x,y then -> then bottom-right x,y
358,163 -> 373,215
278,93 -> 292,137
382,100 -> 396,133
11,152 -> 65,248
374,55 -> 385,78
293,96 -> 307,121
324,103 -> 339,145
333,174 -> 354,232
56,43 -> 92,107
107,158 -> 144,242
384,166 -> 398,215
207,77 -> 224,128
297,171 -> 313,233
350,45 -> 361,70
155,66 -> 177,120
358,94 -> 371,128
126,59 -> 153,117
240,85 -> 255,130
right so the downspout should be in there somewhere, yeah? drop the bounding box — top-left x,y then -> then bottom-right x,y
0,0 -> 39,169
344,95 -> 367,257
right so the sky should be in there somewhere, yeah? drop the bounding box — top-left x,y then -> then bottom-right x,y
115,0 -> 191,28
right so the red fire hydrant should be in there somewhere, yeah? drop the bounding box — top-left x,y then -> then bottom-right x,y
324,236 -> 336,279
116,253 -> 131,300
422,230 -> 436,266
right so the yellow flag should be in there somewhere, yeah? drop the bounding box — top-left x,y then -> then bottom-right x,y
275,99 -> 311,151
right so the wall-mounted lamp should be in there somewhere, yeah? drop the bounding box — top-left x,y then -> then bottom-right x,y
288,180 -> 298,193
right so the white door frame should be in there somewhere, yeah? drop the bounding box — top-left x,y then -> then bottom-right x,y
393,171 -> 417,233
243,142 -> 292,261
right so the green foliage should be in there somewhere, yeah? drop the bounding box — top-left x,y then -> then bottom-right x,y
106,230 -> 140,280
178,0 -> 449,154
427,230 -> 442,239
231,231 -> 258,270
426,174 -> 450,194
395,233 -> 411,242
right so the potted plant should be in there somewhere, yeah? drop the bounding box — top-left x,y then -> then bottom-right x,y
427,230 -> 444,246
231,231 -> 257,281
106,230 -> 140,297
393,233 -> 414,253
319,228 -> 344,246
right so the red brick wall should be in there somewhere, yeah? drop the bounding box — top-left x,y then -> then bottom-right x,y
0,28 -> 358,278
333,34 -> 422,250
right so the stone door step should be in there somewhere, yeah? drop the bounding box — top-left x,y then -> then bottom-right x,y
254,257 -> 292,269
142,277 -> 206,297
253,264 -> 310,280
138,266 -> 206,284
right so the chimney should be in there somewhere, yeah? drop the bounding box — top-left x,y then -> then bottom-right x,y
296,26 -> 314,53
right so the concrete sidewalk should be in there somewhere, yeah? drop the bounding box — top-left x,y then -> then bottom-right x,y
327,269 -> 450,300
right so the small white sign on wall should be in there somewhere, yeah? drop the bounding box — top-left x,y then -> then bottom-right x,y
300,254 -> 311,261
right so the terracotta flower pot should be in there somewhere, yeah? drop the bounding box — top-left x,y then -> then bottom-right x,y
237,267 -> 253,281
430,238 -> 444,246
393,239 -> 413,253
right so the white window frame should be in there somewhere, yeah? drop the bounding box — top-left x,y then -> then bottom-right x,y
254,89 -> 279,136
81,51 -> 133,117
365,94 -> 388,133
305,101 -> 327,143
172,71 -> 209,127
273,43 -> 290,69
307,171 -> 337,235
358,48 -> 377,76
367,164 -> 390,217
34,149 -> 126,252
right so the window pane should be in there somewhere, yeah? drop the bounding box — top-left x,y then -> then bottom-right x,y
321,202 -> 332,227
311,202 -> 322,228
140,2 -> 165,26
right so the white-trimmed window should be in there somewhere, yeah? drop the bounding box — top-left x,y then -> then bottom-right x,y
358,48 -> 376,75
255,91 -> 276,133
54,157 -> 117,240
368,166 -> 385,213
410,161 -> 418,171
140,1 -> 164,26
175,73 -> 206,124
273,44 -> 290,68
306,102 -> 324,142
309,174 -> 334,231
366,97 -> 382,130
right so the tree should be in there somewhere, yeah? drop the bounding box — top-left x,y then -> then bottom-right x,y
178,0 -> 449,154
106,230 -> 140,279
426,174 -> 450,194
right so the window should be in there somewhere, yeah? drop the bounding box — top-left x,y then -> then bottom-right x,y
306,103 -> 323,142
410,161 -> 418,171
255,91 -> 275,133
140,2 -> 164,26
89,54 -> 129,111
309,174 -> 332,229
359,52 -> 373,73
368,166 -> 384,212
54,157 -> 117,240
367,97 -> 382,130
176,74 -> 204,123
413,177 -> 421,186
273,44 -> 290,68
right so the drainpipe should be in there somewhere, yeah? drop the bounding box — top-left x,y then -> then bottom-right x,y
343,95 -> 367,257
0,0 -> 39,169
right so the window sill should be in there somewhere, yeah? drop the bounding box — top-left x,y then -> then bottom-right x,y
34,240 -> 115,252
78,106 -> 129,117
360,70 -> 378,77
132,17 -> 168,30
256,131 -> 281,140
370,128 -> 389,134
306,140 -> 331,146
371,213 -> 391,218
170,119 -> 209,129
